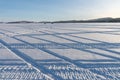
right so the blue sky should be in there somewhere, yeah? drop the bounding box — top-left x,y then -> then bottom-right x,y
0,0 -> 120,21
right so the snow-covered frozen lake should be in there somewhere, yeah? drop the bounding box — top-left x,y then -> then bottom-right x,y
0,23 -> 120,80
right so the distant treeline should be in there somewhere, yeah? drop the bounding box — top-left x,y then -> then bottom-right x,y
1,17 -> 120,24
53,17 -> 120,23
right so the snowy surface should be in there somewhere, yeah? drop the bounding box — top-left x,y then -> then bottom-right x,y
0,23 -> 120,80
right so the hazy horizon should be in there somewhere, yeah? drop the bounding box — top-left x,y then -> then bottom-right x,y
0,0 -> 120,21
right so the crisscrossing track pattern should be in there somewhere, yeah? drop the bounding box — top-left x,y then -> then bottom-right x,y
0,23 -> 120,80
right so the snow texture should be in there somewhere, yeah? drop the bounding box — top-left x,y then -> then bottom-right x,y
0,23 -> 120,80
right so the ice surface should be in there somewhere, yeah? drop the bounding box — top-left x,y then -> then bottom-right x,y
0,49 -> 20,59
19,49 -> 60,60
49,49 -> 112,60
0,23 -> 120,80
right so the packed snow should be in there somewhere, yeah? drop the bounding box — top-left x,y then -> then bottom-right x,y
0,23 -> 120,80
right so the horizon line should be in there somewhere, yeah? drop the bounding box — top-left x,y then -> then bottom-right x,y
0,17 -> 119,22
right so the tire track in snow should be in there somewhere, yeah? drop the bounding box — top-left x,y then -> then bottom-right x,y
0,32 -> 62,80
12,36 -> 107,80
